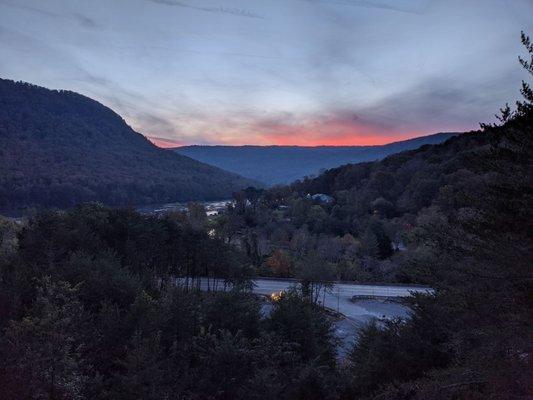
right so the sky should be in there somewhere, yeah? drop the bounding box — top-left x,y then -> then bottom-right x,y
0,0 -> 532,147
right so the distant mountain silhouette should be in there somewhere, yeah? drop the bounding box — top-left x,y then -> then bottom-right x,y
0,79 -> 255,213
173,133 -> 460,185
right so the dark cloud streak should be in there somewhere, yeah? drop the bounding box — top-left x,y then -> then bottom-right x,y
146,0 -> 265,19
0,0 -> 100,29
0,0 -> 60,17
298,0 -> 426,15
72,13 -> 99,28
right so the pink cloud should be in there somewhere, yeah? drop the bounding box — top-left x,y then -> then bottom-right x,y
144,111 -> 469,147
244,114 -> 426,146
146,136 -> 185,148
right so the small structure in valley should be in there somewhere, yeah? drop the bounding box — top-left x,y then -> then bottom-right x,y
307,193 -> 334,203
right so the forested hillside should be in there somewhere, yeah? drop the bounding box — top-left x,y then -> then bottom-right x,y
0,104 -> 529,399
174,132 -> 458,185
0,204 -> 340,400
0,79 -> 255,213
207,40 -> 533,397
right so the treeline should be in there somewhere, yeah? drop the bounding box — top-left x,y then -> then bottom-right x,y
0,79 -> 255,213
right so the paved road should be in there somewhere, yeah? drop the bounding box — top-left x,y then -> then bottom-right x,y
252,279 -> 430,322
252,279 -> 431,359
178,277 -> 431,359
177,277 -> 431,322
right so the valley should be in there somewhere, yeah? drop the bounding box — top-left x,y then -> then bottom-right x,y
173,132 -> 458,185
0,5 -> 531,398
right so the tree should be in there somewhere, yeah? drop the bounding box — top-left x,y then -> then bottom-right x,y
193,330 -> 256,400
295,251 -> 336,304
483,31 -> 533,127
0,278 -> 89,400
201,290 -> 261,338
187,202 -> 208,231
267,289 -> 336,364
61,250 -> 140,311
346,318 -> 449,397
112,331 -> 166,400
371,197 -> 395,218
517,31 -> 533,117
265,249 -> 292,277
307,205 -> 328,232
361,228 -> 379,258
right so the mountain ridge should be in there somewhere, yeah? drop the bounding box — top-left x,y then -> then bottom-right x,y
173,132 -> 460,185
173,132 -> 456,149
0,78 -> 256,213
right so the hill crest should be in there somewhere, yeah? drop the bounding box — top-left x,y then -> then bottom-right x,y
0,78 -> 256,213
173,132 -> 460,185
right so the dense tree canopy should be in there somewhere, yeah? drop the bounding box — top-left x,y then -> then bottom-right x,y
0,205 -> 340,400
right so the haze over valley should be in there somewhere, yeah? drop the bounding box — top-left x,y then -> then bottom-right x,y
174,132 -> 459,185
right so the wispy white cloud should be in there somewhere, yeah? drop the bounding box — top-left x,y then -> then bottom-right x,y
0,0 -> 530,145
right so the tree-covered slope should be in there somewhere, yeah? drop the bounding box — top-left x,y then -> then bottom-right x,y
209,66 -> 532,398
0,79 -> 255,213
173,132 -> 458,185
290,130 -> 486,211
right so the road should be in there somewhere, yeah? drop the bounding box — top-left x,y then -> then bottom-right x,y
177,277 -> 431,359
177,277 -> 431,323
252,279 -> 431,359
252,278 -> 429,322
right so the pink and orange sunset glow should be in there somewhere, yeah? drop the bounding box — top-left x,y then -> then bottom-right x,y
147,126 -> 427,148
1,0 -> 531,146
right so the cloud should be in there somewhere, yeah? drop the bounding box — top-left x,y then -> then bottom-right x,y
137,73 -> 513,147
133,111 -> 181,136
146,136 -> 185,147
357,76 -> 520,132
138,107 -> 427,147
297,0 -> 426,15
2,0 -> 525,147
0,0 -> 59,17
148,45 -> 284,60
241,111 -> 418,146
146,0 -> 265,19
0,24 -> 92,78
72,13 -> 99,28
0,1 -> 100,28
